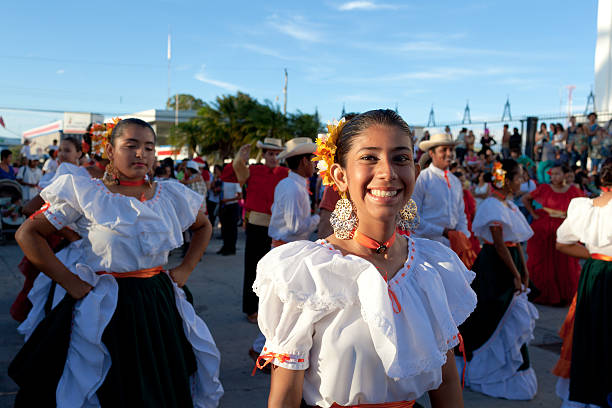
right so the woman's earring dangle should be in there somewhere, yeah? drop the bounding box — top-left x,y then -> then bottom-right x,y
104,161 -> 120,184
397,199 -> 419,234
330,192 -> 358,240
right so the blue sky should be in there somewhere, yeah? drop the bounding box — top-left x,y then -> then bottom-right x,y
0,0 -> 598,139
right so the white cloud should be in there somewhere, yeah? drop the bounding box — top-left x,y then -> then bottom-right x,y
338,1 -> 398,10
194,65 -> 240,92
56,69 -> 65,75
241,44 -> 299,61
267,15 -> 323,42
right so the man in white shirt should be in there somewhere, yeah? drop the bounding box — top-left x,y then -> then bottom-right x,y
268,138 -> 320,244
20,139 -> 31,160
16,155 -> 42,202
412,133 -> 469,247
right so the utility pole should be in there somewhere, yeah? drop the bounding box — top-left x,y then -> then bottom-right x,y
283,68 -> 288,116
167,28 -> 171,106
566,85 -> 576,123
175,93 -> 179,126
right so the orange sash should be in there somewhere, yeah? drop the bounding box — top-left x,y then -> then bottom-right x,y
448,230 -> 477,269
483,240 -> 519,247
328,402 -> 415,407
96,266 -> 163,278
591,253 -> 612,262
271,239 -> 288,248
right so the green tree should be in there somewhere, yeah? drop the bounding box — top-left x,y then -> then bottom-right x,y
287,110 -> 324,139
195,92 -> 261,159
168,121 -> 204,157
166,94 -> 204,111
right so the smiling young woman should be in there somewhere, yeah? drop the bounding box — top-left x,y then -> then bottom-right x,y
253,110 -> 477,408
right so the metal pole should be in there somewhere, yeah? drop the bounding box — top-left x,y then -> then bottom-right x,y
283,69 -> 288,116
175,93 -> 179,126
167,30 -> 171,105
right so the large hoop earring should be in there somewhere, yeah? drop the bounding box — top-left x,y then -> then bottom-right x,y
330,192 -> 358,240
397,199 -> 419,233
104,161 -> 120,184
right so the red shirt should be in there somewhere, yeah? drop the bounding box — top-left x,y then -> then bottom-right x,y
319,186 -> 341,212
201,168 -> 211,182
221,163 -> 239,183
530,184 -> 583,211
223,163 -> 289,214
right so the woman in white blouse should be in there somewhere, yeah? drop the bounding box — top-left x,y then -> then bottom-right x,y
253,110 -> 477,407
554,157 -> 612,407
456,159 -> 538,401
9,119 -> 223,407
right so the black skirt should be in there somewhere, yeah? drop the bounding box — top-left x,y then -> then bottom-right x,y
569,258 -> 612,406
457,244 -> 536,365
9,273 -> 198,407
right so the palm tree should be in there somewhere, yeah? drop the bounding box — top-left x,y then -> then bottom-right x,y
168,121 -> 204,158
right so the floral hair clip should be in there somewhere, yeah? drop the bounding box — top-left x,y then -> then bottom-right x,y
313,118 -> 346,191
492,162 -> 506,189
90,117 -> 121,159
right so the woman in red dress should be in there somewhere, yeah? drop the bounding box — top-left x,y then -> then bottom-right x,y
522,164 -> 583,305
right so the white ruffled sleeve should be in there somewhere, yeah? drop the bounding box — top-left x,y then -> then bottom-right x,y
254,241 -> 356,370
39,174 -> 84,230
557,197 -> 612,247
159,180 -> 205,231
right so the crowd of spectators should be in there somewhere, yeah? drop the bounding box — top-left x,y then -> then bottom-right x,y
415,114 -> 612,214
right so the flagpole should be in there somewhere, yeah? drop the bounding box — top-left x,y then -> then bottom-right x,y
167,28 -> 171,106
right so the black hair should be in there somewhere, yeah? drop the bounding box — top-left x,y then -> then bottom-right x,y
61,136 -> 82,152
154,166 -> 167,177
286,153 -> 312,171
491,159 -> 520,190
601,157 -> 612,187
1,149 -> 12,160
453,171 -> 463,179
109,118 -> 156,146
561,165 -> 571,174
483,172 -> 493,183
549,163 -> 563,171
335,109 -> 411,167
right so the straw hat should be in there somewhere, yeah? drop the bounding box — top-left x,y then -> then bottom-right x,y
278,137 -> 317,160
256,138 -> 285,151
418,133 -> 458,151
186,161 -> 200,172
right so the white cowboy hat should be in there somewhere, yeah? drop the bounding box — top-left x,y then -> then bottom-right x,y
186,161 -> 200,172
256,138 -> 285,151
418,133 -> 458,151
278,137 -> 317,160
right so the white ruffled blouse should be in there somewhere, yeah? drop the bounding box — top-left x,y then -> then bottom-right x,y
557,197 -> 612,256
21,174 -> 223,408
38,162 -> 91,189
254,237 -> 477,407
472,197 -> 533,243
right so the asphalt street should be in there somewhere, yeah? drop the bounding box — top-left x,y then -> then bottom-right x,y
0,228 -> 568,407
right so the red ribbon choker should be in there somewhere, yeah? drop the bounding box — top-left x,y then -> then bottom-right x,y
353,230 -> 396,254
118,178 -> 146,186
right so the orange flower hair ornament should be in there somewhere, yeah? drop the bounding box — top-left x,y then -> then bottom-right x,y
89,117 -> 121,159
312,118 -> 346,191
492,162 -> 506,189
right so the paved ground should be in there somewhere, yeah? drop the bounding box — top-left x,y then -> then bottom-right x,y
0,229 -> 568,407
